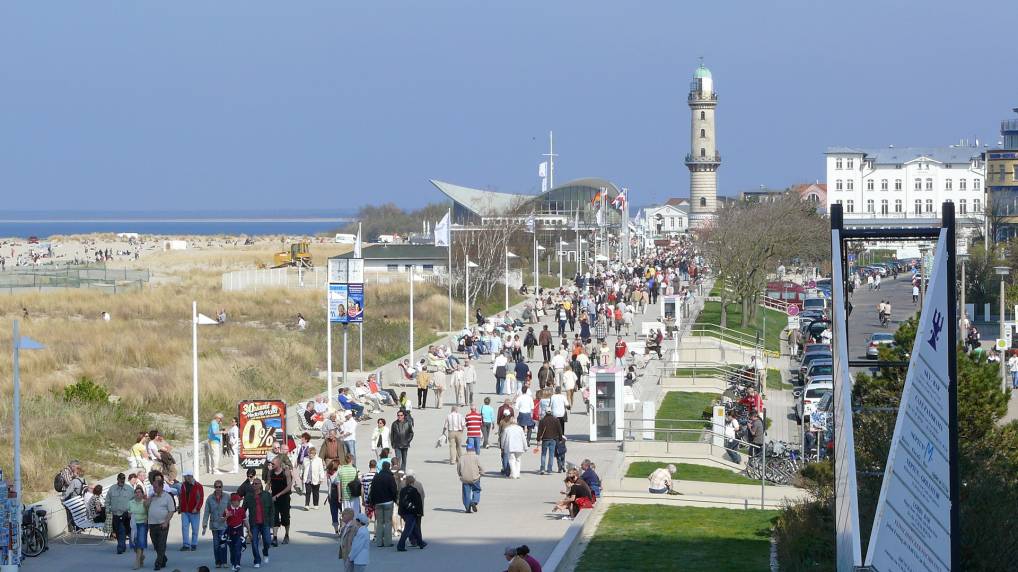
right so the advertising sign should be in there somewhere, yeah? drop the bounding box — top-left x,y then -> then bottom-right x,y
238,400 -> 287,469
329,284 -> 348,323
328,259 -> 348,284
347,259 -> 364,284
865,230 -> 951,572
347,283 -> 364,323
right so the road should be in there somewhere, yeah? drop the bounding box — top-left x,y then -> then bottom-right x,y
29,287 -> 683,572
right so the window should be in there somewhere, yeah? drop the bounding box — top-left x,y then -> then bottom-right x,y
959,199 -> 967,214
866,199 -> 874,213
846,158 -> 854,169
699,197 -> 707,207
945,178 -> 953,191
422,264 -> 434,272
866,180 -> 874,191
836,158 -> 843,169
387,264 -> 398,272
700,111 -> 705,120
846,200 -> 854,213
914,200 -> 922,214
835,199 -> 843,206
404,264 -> 413,272
894,179 -> 902,191
881,179 -> 888,190
700,128 -> 706,138
925,199 -> 933,213
880,199 -> 888,214
894,199 -> 902,213
960,178 -> 967,191
914,178 -> 922,190
700,147 -> 705,157
926,178 -> 933,191
847,180 -> 854,191
974,198 -> 981,212
974,179 -> 981,191
836,179 -> 843,191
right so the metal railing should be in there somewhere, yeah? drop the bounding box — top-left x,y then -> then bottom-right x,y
622,417 -> 754,460
672,362 -> 757,386
686,323 -> 763,350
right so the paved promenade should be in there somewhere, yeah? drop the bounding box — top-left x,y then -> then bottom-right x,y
28,288 -> 682,572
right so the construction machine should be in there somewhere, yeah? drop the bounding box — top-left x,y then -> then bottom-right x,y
272,240 -> 313,268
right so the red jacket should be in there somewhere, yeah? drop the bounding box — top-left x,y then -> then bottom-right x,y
614,340 -> 627,358
178,481 -> 205,513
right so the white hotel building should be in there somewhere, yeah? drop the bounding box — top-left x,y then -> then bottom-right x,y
824,146 -> 985,222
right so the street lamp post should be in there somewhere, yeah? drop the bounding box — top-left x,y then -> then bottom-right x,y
959,253 -> 969,340
465,257 -> 478,329
919,245 -> 929,311
994,265 -> 1010,391
7,322 -> 44,570
505,248 -> 517,313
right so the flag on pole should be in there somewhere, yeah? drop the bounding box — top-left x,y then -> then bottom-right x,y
195,313 -> 218,325
595,206 -> 604,226
539,162 -> 549,192
354,221 -> 362,258
611,188 -> 627,210
573,211 -> 579,231
590,190 -> 603,206
525,213 -> 536,233
435,212 -> 450,247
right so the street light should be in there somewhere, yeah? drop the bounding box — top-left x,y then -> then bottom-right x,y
192,303 -> 218,482
532,242 -> 545,294
994,265 -> 1010,391
464,257 -> 479,329
958,252 -> 969,340
8,321 -> 44,570
918,245 -> 930,310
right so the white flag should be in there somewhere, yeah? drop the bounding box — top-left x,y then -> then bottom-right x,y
538,161 -> 548,178
525,214 -> 536,233
435,212 -> 451,247
354,221 -> 362,258
541,177 -> 548,193
195,313 -> 218,325
595,207 -> 604,226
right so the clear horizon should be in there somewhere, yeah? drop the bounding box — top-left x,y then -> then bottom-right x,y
2,1 -> 1014,211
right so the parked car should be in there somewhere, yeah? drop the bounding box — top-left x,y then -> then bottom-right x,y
866,332 -> 896,359
802,297 -> 828,313
804,359 -> 833,384
799,351 -> 833,384
796,377 -> 833,424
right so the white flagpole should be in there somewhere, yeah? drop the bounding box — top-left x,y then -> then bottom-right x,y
11,321 -> 22,566
409,265 -> 415,364
465,255 -> 471,330
505,246 -> 510,313
533,232 -> 538,294
446,209 -> 453,332
558,237 -> 563,288
191,300 -> 200,483
326,284 -> 333,406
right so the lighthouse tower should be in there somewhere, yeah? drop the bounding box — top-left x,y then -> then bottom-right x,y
685,62 -> 720,226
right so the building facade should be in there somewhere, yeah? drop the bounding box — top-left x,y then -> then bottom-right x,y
641,204 -> 689,237
331,244 -> 448,273
986,109 -> 1018,239
824,146 -> 985,221
685,63 -> 720,226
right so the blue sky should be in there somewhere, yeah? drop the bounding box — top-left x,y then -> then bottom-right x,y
2,1 -> 1014,211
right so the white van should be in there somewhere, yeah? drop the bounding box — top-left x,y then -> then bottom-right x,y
802,297 -> 828,312
334,234 -> 357,244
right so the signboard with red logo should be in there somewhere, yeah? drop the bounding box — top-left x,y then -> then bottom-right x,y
787,304 -> 800,316
238,400 -> 287,469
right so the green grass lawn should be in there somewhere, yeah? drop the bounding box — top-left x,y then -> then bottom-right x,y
766,368 -> 792,390
673,366 -> 725,378
576,505 -> 778,572
694,300 -> 783,352
655,391 -> 716,441
625,461 -> 761,485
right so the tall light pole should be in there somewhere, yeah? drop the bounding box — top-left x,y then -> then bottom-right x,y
919,245 -> 929,311
465,257 -> 478,329
994,265 -> 1010,391
8,322 -> 44,570
505,248 -> 517,313
533,242 -> 545,293
409,265 -> 415,365
191,303 -> 217,482
958,253 -> 968,340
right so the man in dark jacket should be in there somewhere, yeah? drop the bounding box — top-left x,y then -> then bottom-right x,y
243,479 -> 275,567
366,463 -> 398,547
536,411 -> 564,475
538,325 -> 553,362
537,362 -> 555,387
396,475 -> 426,551
390,411 -> 414,471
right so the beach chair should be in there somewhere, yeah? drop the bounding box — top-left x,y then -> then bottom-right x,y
61,495 -> 109,544
295,401 -> 316,433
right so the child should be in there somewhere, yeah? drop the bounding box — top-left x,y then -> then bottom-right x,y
225,493 -> 249,571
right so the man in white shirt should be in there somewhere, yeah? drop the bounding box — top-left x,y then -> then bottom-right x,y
550,351 -> 568,387
461,358 -> 477,406
549,387 -> 569,434
443,406 -> 466,464
492,353 -> 509,395
340,412 -> 358,465
648,464 -> 678,494
1009,353 -> 1018,389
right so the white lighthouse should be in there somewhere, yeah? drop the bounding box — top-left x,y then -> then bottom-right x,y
685,62 -> 720,226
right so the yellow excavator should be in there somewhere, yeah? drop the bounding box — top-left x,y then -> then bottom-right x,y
272,241 -> 313,268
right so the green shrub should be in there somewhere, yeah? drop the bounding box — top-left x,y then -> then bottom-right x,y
62,376 -> 110,404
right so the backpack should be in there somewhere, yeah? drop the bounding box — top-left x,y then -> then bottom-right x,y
347,475 -> 362,498
54,472 -> 70,493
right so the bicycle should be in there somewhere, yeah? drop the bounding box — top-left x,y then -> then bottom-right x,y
21,505 -> 48,557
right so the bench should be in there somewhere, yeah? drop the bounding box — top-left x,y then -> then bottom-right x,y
61,495 -> 109,544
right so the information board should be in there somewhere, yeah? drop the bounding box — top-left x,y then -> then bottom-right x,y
238,400 -> 287,469
865,231 -> 951,572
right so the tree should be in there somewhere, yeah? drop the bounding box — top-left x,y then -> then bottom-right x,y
335,202 -> 449,241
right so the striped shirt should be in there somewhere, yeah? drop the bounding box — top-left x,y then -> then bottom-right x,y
361,470 -> 376,499
465,411 -> 483,438
338,464 -> 359,501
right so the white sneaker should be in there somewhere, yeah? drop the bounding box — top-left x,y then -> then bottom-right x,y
263,557 -> 269,564
254,565 -> 260,569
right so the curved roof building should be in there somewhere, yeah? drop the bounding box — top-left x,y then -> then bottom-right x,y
431,178 -> 624,230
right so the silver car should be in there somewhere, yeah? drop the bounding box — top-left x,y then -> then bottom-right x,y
866,332 -> 895,358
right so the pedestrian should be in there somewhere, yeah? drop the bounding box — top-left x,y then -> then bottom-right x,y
224,493 -> 249,572
371,419 -> 392,460
493,352 -> 508,396
178,470 -> 204,552
462,357 -> 477,405
340,411 -> 359,464
444,405 -> 467,464
450,364 -> 466,406
517,545 -> 544,572
338,453 -> 362,516
106,472 -> 134,555
300,447 -> 326,509
539,325 -> 553,362
465,404 -> 483,453
348,513 -> 371,571
912,284 -> 920,304
504,546 -> 530,572
480,397 -> 495,449
128,486 -> 149,570
537,410 -> 564,475
396,475 -> 427,551
146,475 -> 176,571
579,459 -> 602,498
243,478 -> 275,567
366,460 -> 397,547
524,327 -> 538,360
268,455 -> 293,546
200,479 -> 229,568
206,413 -> 226,475
514,387 -> 536,446
227,417 -> 240,474
338,508 -> 357,568
416,365 -> 431,409
390,410 -> 414,470
457,444 -> 483,513
502,416 -> 527,479
614,336 -> 627,368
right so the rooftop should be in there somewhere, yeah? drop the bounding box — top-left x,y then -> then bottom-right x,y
825,146 -> 982,164
330,244 -> 447,260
